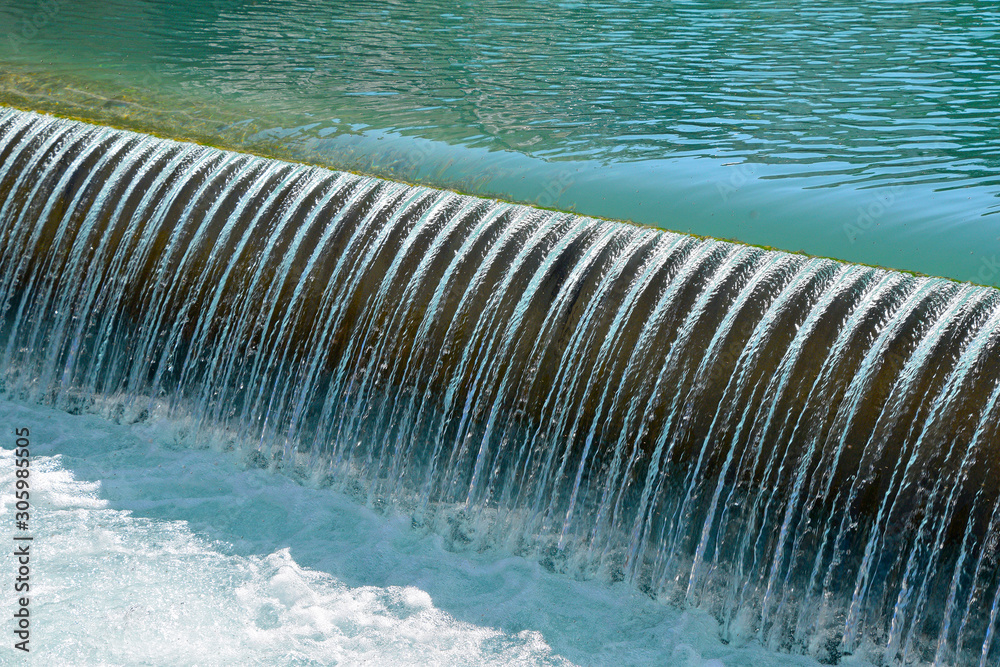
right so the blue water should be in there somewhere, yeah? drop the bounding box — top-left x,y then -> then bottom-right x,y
2,2 -> 999,664
0,0 -> 998,283
0,397 -> 845,666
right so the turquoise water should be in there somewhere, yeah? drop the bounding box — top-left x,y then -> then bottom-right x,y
2,3 -> 1000,664
0,398 -> 840,666
1,0 -> 999,283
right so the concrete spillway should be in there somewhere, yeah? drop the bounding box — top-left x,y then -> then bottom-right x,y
2,108 -> 999,665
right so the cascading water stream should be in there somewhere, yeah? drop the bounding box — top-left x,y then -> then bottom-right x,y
1,108 -> 999,665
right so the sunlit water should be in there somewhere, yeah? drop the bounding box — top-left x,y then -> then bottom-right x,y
2,2 -> 1000,664
0,398 -> 843,666
0,0 -> 999,283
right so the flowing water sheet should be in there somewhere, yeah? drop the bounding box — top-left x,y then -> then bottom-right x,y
1,109 -> 999,665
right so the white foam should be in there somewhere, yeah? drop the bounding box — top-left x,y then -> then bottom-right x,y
0,398 -> 856,665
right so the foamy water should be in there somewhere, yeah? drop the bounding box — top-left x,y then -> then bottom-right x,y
0,398 -> 867,665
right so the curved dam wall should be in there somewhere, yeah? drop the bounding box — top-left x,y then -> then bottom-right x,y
1,108 -> 999,665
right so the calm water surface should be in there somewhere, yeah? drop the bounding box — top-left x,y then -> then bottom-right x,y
1,0 -> 999,282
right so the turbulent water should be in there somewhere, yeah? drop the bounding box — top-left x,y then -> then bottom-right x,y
1,395 -> 851,666
0,400 -> 572,666
0,397 -> 715,666
2,108 -> 1000,665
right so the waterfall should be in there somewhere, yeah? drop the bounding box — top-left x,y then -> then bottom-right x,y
2,107 -> 998,665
